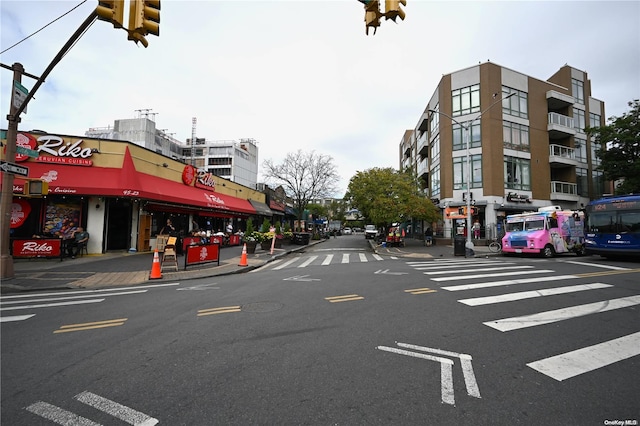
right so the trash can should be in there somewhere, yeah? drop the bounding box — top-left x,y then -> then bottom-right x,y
293,232 -> 311,245
454,236 -> 466,256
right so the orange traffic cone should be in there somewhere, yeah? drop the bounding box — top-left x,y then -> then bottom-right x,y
149,248 -> 163,279
238,243 -> 248,267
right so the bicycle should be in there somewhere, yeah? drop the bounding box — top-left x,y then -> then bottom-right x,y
488,238 -> 502,253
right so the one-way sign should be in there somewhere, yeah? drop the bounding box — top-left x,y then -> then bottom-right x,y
0,160 -> 29,177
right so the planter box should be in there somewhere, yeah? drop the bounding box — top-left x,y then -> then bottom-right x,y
293,232 -> 311,245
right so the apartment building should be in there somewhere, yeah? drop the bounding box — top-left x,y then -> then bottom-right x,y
401,62 -> 605,238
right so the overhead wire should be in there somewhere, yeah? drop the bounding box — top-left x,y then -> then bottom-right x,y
0,1 -> 88,55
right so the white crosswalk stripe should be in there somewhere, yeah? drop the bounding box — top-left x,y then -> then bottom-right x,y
405,259 -> 640,381
484,295 -> 640,332
262,252 -> 385,270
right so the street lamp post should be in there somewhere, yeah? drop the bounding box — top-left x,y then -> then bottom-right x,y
429,92 -> 515,256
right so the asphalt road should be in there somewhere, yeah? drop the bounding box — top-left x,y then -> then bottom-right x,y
2,236 -> 639,425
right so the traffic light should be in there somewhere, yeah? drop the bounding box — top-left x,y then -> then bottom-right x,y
24,179 -> 48,197
96,0 -> 125,28
384,0 -> 406,22
363,0 -> 381,35
128,0 -> 160,47
471,207 -> 478,215
458,207 -> 465,215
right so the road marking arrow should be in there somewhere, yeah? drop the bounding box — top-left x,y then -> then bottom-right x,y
374,269 -> 408,275
283,275 -> 320,281
377,342 -> 480,405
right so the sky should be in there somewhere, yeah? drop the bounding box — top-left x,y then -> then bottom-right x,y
1,0 -> 639,196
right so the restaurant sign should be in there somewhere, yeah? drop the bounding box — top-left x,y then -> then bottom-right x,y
14,133 -> 94,166
182,165 -> 216,192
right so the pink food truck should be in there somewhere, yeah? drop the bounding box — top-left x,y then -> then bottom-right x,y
501,206 -> 586,258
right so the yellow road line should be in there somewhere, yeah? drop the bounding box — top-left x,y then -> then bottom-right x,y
197,306 -> 241,316
54,318 -> 127,334
405,288 -> 437,295
325,294 -> 364,303
576,268 -> 640,278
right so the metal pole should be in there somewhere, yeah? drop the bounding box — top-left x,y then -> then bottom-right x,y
465,123 -> 472,255
0,63 -> 24,279
1,11 -> 98,279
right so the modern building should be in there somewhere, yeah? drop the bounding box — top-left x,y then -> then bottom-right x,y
182,138 -> 259,189
86,114 -> 259,189
401,62 -> 605,239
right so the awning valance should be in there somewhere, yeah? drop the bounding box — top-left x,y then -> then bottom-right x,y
249,199 -> 273,216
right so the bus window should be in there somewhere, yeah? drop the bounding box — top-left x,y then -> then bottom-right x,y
620,211 -> 640,233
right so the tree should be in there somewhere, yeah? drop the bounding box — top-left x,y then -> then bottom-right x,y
262,150 -> 340,231
345,167 -> 439,227
587,99 -> 640,195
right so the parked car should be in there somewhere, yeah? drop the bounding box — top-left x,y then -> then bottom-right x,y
365,225 -> 378,239
343,227 -> 352,235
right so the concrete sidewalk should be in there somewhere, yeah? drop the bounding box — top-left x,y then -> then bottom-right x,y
1,237 -> 496,293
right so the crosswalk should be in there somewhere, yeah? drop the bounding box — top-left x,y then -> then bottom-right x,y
407,258 -> 640,381
0,283 -> 179,323
255,250 -> 385,271
26,390 -> 158,425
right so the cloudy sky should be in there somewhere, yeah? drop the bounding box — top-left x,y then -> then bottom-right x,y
2,0 -> 639,195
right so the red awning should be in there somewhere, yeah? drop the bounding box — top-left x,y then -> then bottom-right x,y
133,172 -> 256,215
12,162 -> 129,197
10,148 -> 257,216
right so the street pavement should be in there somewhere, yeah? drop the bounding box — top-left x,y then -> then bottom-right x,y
1,235 -> 494,293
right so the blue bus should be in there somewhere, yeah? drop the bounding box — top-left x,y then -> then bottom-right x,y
584,194 -> 640,258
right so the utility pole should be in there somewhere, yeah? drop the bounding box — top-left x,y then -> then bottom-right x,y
0,63 -> 25,279
0,11 -> 98,279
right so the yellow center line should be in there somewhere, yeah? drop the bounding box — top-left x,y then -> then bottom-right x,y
405,287 -> 434,293
325,295 -> 364,303
54,318 -> 127,334
197,306 -> 242,316
576,268 -> 640,278
409,289 -> 437,295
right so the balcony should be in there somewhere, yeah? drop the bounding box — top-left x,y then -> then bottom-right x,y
548,112 -> 576,139
550,180 -> 579,202
549,144 -> 580,168
546,90 -> 574,110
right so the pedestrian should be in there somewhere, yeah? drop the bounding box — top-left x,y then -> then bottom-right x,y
67,227 -> 89,259
160,219 -> 176,236
425,227 -> 433,246
473,220 -> 481,239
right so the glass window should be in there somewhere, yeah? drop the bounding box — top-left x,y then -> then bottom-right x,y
590,142 -> 601,166
576,168 -> 588,197
453,155 -> 482,189
502,86 -> 528,119
452,84 -> 480,116
430,104 -> 440,134
575,137 -> 587,162
592,170 -> 604,198
572,78 -> 584,104
504,156 -> 531,190
573,108 -> 586,132
589,112 -> 601,128
503,121 -> 530,151
430,164 -> 440,197
452,121 -> 481,151
430,134 -> 440,163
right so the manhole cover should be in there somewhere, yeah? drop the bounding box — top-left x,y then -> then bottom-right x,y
241,302 -> 283,313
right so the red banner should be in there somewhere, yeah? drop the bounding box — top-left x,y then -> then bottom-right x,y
185,243 -> 220,269
12,238 -> 62,258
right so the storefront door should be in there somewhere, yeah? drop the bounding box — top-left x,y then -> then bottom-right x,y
106,199 -> 132,251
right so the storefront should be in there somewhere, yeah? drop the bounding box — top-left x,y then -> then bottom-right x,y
3,132 -> 262,255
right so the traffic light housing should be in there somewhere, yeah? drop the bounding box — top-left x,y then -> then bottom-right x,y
458,207 -> 465,215
384,0 -> 406,22
128,0 -> 160,47
24,179 -> 49,197
363,0 -> 381,35
96,0 -> 125,28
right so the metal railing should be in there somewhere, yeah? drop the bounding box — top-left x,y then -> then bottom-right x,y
548,112 -> 574,128
550,180 -> 577,195
549,144 -> 576,159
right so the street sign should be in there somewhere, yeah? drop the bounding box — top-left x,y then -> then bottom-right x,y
0,160 -> 29,177
12,81 -> 28,114
16,146 -> 39,158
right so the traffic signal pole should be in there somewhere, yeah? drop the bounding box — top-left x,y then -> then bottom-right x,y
0,10 -> 98,279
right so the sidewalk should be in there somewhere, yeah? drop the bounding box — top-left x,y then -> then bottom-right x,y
1,237 -> 495,294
